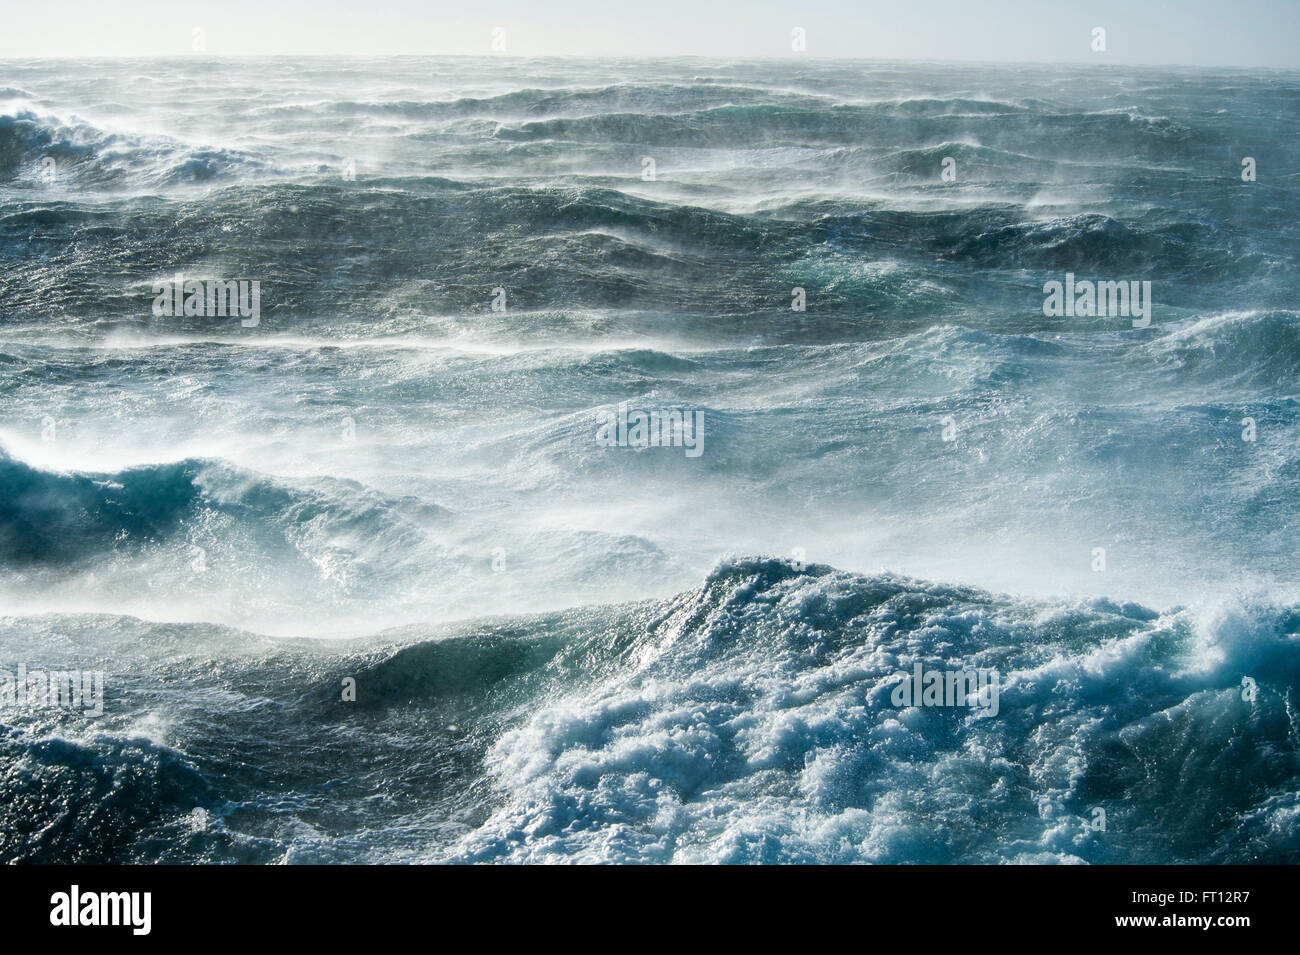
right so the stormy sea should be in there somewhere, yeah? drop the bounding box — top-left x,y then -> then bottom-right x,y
1,57 -> 1298,864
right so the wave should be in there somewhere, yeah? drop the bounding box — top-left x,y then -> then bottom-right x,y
3,57 -> 1298,865
0,447 -> 442,572
932,211 -> 1208,271
247,83 -> 832,122
0,107 -> 263,188
451,557 -> 1300,863
822,140 -> 1052,181
488,102 -> 1195,157
2,557 -> 1296,863
1139,310 -> 1300,385
0,179 -> 1260,339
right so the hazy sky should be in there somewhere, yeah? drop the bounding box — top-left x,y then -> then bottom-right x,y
2,0 -> 1297,67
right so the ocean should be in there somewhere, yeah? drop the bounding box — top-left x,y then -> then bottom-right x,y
1,56 -> 1298,863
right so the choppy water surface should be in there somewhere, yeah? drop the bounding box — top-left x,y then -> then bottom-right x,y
1,58 -> 1297,862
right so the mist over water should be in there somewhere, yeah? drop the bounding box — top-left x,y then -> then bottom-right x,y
1,57 -> 1298,863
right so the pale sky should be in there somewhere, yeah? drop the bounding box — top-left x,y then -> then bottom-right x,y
1,0 -> 1297,67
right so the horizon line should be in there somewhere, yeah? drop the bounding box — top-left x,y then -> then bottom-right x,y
0,52 -> 1294,72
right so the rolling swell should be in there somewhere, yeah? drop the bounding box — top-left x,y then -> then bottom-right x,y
0,183 -> 1273,340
